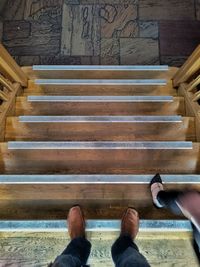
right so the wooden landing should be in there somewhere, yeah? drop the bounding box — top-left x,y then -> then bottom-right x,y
0,230 -> 198,266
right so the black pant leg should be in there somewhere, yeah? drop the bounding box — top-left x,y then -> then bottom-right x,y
51,237 -> 91,267
157,190 -> 183,215
111,235 -> 150,267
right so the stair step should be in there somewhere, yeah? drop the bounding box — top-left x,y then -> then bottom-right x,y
1,174 -> 197,202
15,96 -> 185,116
27,95 -> 174,102
0,174 -> 198,205
0,174 -> 200,184
18,115 -> 183,123
8,141 -> 193,150
0,219 -> 191,232
33,65 -> 169,71
36,79 -> 167,86
6,116 -> 195,141
1,221 -> 198,267
32,65 -> 172,79
0,173 -> 199,220
0,142 -> 199,174
24,80 -> 177,96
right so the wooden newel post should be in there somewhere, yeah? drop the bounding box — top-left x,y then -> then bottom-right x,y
173,45 -> 200,88
0,44 -> 28,87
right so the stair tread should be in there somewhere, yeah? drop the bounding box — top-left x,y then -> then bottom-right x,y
18,115 -> 183,122
15,96 -> 185,116
0,142 -> 199,174
22,65 -> 177,80
0,174 -> 200,183
7,141 -> 193,149
6,116 -> 195,141
33,65 -> 169,71
0,219 -> 191,231
35,79 -> 167,85
23,78 -> 177,95
27,95 -> 174,102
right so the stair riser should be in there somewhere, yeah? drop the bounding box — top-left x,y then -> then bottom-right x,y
26,84 -> 176,96
0,184 -> 198,200
36,79 -> 167,86
32,70 -> 171,80
0,199 -> 183,220
15,98 -> 185,116
0,144 -> 199,174
5,119 -> 196,141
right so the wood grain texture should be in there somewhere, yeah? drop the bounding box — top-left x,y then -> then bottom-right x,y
0,143 -> 199,174
1,183 -> 199,201
139,0 -> 195,20
161,56 -> 188,68
5,118 -> 195,141
178,83 -> 200,141
0,199 -> 189,220
0,44 -> 28,87
160,21 -> 200,57
3,0 -> 27,20
14,96 -> 185,116
100,38 -> 120,64
0,83 -> 22,141
0,231 -> 198,267
23,83 -> 178,97
61,4 -> 100,56
100,4 -> 138,38
173,45 -> 200,87
3,2 -> 62,57
3,21 -> 31,41
24,0 -> 63,20
197,0 -> 200,20
139,21 -> 158,39
30,68 -> 178,79
120,38 -> 159,65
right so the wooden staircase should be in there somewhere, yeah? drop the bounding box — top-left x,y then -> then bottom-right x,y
0,44 -> 200,222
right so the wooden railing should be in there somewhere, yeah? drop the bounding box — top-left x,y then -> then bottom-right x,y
173,45 -> 200,140
0,44 -> 28,140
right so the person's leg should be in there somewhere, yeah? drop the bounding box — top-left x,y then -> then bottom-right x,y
150,173 -> 182,214
150,174 -> 200,262
111,208 -> 150,267
50,206 -> 91,267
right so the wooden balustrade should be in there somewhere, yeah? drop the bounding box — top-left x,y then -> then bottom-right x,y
173,44 -> 200,140
173,45 -> 200,88
0,44 -> 28,140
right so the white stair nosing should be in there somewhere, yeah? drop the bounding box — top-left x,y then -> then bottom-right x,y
0,220 -> 191,232
33,65 -> 169,71
35,79 -> 167,86
18,115 -> 183,123
8,141 -> 193,150
28,95 -> 174,102
0,174 -> 200,184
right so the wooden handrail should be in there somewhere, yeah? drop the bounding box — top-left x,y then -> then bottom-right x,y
0,44 -> 28,87
173,45 -> 200,87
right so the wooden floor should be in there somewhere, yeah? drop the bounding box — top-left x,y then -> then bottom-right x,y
1,0 -> 200,66
0,231 -> 198,267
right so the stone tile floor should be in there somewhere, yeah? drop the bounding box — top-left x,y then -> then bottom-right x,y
1,0 -> 200,66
